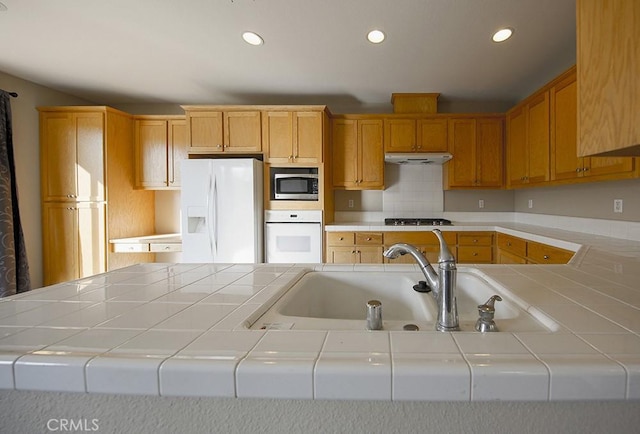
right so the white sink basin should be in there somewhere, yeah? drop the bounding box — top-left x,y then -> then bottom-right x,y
249,268 -> 559,332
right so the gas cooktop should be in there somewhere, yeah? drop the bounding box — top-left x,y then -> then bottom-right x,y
384,218 -> 453,226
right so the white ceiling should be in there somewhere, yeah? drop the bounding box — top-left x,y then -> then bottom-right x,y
0,0 -> 576,112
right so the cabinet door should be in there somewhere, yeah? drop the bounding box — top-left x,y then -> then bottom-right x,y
41,111 -> 105,202
384,119 -> 416,152
77,202 -> 106,280
294,111 -> 323,163
331,119 -> 358,188
326,246 -> 357,264
577,0 -> 640,157
476,118 -> 504,187
358,119 -> 384,188
224,111 -> 262,152
585,156 -> 635,177
551,75 -> 582,181
358,246 -> 383,264
447,119 -> 477,187
187,111 -> 223,152
168,119 -> 188,187
42,202 -> 78,285
263,111 -> 294,162
41,111 -> 76,201
417,118 -> 448,152
506,106 -> 528,187
527,91 -> 550,184
134,119 -> 168,188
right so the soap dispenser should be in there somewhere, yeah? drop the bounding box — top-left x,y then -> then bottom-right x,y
475,295 -> 502,332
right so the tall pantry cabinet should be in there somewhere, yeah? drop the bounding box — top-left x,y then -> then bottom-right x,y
39,107 -> 156,285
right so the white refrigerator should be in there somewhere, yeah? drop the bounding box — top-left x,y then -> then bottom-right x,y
180,159 -> 263,263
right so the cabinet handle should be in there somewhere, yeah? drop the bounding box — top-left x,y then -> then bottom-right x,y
543,255 -> 550,260
289,155 -> 294,161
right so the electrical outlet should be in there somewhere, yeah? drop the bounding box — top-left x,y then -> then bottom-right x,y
348,199 -> 354,209
478,199 -> 485,209
528,199 -> 533,209
614,199 -> 623,213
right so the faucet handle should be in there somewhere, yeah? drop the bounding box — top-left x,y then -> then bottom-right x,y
432,229 -> 455,264
476,295 -> 502,332
478,295 -> 502,313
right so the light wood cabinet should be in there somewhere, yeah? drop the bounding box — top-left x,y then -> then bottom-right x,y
332,118 -> 384,189
183,107 -> 261,154
325,232 -> 384,264
456,232 -> 493,264
551,68 -> 636,182
263,111 -> 323,163
40,111 -> 105,202
383,231 -> 456,264
384,117 -> 448,153
577,0 -> 640,157
39,107 -> 156,286
445,117 -> 504,188
507,91 -> 550,187
134,116 -> 188,189
42,202 -> 106,284
496,232 -> 573,264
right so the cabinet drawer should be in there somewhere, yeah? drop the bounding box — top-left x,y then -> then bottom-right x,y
384,231 -> 456,246
355,232 -> 383,245
527,242 -> 573,264
327,232 -> 355,246
113,243 -> 150,253
497,249 -> 527,264
150,243 -> 182,253
458,232 -> 493,246
496,233 -> 527,257
457,246 -> 492,263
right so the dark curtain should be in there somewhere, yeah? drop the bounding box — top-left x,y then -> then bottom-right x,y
0,90 -> 30,297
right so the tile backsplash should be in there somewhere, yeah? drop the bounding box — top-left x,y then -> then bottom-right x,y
382,164 -> 444,217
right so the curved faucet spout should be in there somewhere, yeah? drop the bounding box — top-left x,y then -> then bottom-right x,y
384,229 -> 460,332
383,243 -> 439,292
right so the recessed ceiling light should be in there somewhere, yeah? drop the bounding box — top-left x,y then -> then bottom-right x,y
492,28 -> 513,43
242,31 -> 264,46
367,30 -> 386,44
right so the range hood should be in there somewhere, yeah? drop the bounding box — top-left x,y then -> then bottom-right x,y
384,152 -> 452,165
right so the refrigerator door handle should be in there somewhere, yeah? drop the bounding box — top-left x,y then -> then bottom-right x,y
213,174 -> 219,255
207,174 -> 216,259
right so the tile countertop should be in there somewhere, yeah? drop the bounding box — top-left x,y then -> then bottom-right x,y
1,223 -> 640,401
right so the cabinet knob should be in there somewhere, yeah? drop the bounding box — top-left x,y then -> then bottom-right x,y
543,255 -> 550,260
217,144 -> 222,148
576,168 -> 582,172
507,242 -> 512,246
583,167 -> 590,172
473,239 -> 478,243
366,237 -> 372,241
339,237 -> 344,240
473,252 -> 478,256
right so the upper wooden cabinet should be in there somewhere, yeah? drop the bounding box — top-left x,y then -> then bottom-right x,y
577,0 -> 640,157
40,111 -> 105,202
263,110 -> 324,163
332,117 -> 384,190
134,116 -> 188,189
445,116 -> 504,189
507,91 -> 551,188
383,117 -> 448,153
182,107 -> 261,154
551,68 -> 636,182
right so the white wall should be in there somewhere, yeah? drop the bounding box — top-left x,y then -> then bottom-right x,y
1,390 -> 639,433
0,71 -> 94,288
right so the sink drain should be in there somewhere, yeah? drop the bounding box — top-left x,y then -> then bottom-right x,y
403,324 -> 419,331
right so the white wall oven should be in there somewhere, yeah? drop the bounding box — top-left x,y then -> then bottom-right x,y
265,210 -> 322,263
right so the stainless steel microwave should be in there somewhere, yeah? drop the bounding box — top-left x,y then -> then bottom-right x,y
273,173 -> 319,200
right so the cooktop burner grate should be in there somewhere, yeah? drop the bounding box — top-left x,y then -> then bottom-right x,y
384,218 -> 452,226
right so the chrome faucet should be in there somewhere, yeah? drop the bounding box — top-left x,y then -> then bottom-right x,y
383,229 -> 459,332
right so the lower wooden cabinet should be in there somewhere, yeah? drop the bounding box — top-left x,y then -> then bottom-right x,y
42,202 -> 106,286
496,232 -> 574,264
325,230 -> 574,266
326,232 -> 383,264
